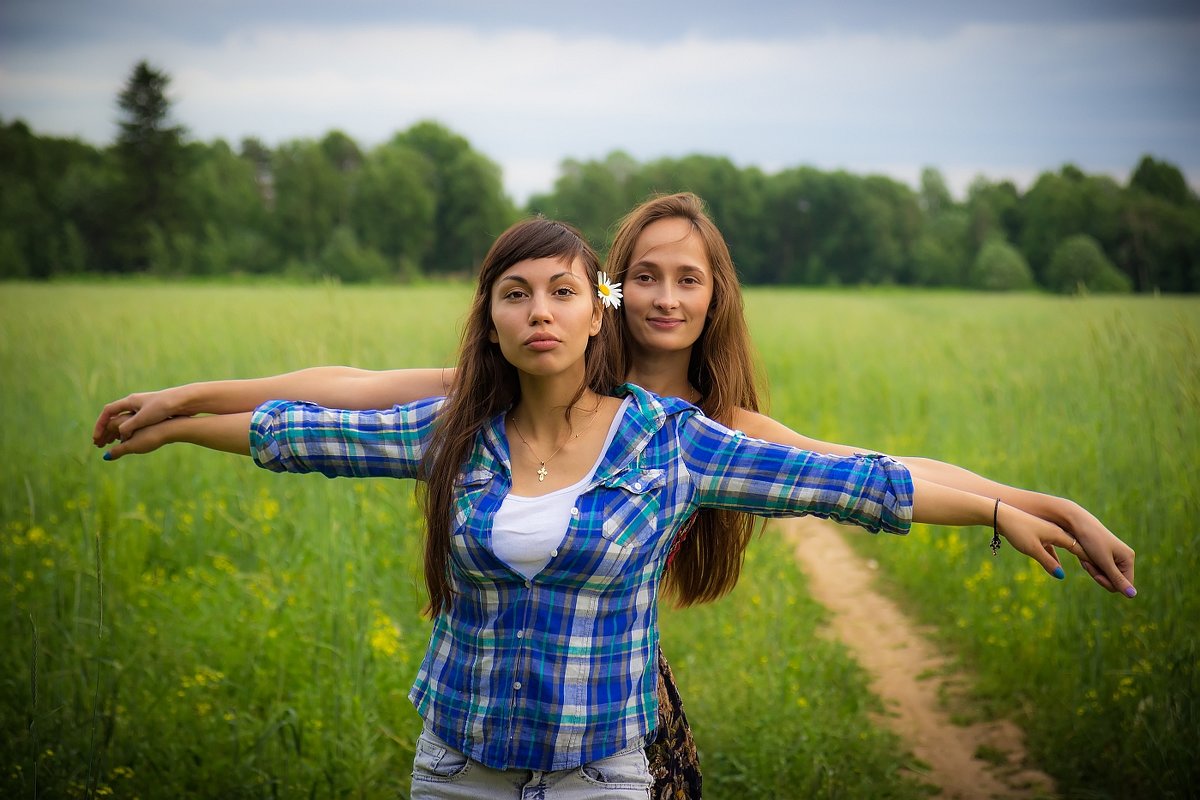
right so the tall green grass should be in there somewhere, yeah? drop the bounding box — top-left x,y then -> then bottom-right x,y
1,283 -> 1194,798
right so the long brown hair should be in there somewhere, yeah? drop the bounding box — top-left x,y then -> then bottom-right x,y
420,218 -> 619,617
607,192 -> 764,607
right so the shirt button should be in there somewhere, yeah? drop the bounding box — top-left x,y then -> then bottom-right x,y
516,630 -> 524,639
524,579 -> 532,588
633,482 -> 642,491
570,507 -> 579,516
550,549 -> 558,558
513,681 -> 522,691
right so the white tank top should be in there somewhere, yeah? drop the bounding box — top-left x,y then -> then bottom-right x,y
492,398 -> 631,579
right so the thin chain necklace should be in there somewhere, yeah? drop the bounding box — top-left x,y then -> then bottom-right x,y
509,404 -> 602,482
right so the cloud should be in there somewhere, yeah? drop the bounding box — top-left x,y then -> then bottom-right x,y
2,17 -> 1196,201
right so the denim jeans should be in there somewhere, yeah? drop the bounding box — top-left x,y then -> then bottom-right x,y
410,726 -> 652,799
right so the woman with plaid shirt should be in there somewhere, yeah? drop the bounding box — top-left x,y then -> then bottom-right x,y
100,217 -> 1088,799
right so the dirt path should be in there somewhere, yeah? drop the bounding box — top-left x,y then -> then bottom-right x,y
778,517 -> 1057,800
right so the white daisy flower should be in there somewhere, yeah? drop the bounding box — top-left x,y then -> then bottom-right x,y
596,271 -> 623,309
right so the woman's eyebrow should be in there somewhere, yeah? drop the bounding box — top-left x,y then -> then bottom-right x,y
497,272 -> 584,286
631,260 -> 705,273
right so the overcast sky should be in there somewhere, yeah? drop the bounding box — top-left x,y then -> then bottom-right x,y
2,0 -> 1197,203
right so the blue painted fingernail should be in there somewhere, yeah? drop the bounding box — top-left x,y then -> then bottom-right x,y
1052,566 -> 1065,580
1124,586 -> 1137,598
102,451 -> 112,461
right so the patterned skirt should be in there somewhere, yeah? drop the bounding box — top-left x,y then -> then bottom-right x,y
646,648 -> 703,799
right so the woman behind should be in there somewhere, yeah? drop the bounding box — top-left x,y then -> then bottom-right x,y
605,193 -> 1134,600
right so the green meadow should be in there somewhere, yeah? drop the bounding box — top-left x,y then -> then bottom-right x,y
1,283 -> 1196,798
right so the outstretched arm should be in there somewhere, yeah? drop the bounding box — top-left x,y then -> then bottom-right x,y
93,366 -> 455,447
731,409 -> 1135,597
101,398 -> 442,483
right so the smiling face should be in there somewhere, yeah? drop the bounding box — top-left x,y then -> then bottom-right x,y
621,217 -> 715,359
488,255 -> 603,379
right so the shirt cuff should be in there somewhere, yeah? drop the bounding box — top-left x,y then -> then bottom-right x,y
858,452 -> 914,535
249,400 -> 294,472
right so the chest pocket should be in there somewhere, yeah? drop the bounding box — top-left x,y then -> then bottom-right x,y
596,468 -> 666,548
453,468 -> 495,531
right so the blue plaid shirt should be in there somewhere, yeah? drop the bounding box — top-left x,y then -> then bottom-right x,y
250,383 -> 912,772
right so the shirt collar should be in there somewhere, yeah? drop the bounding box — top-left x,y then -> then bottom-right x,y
474,412 -> 511,478
473,383 -> 672,482
591,383 -> 668,482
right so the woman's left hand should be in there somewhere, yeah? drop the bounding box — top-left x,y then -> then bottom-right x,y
997,502 -> 1137,597
1056,503 -> 1137,597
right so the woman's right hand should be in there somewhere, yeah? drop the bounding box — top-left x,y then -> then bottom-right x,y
100,411 -> 253,460
92,387 -> 186,448
100,417 -> 175,460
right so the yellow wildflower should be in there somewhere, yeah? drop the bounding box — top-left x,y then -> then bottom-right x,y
369,609 -> 402,657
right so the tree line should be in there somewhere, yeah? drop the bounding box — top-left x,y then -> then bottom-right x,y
2,60 -> 1197,292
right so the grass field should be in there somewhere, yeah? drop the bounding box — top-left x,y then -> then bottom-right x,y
1,283 -> 1196,798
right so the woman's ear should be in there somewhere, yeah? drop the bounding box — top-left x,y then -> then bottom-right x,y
488,327 -> 499,343
589,303 -> 603,337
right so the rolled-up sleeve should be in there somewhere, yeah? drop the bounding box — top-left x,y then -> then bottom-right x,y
250,397 -> 445,480
679,412 -> 913,534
